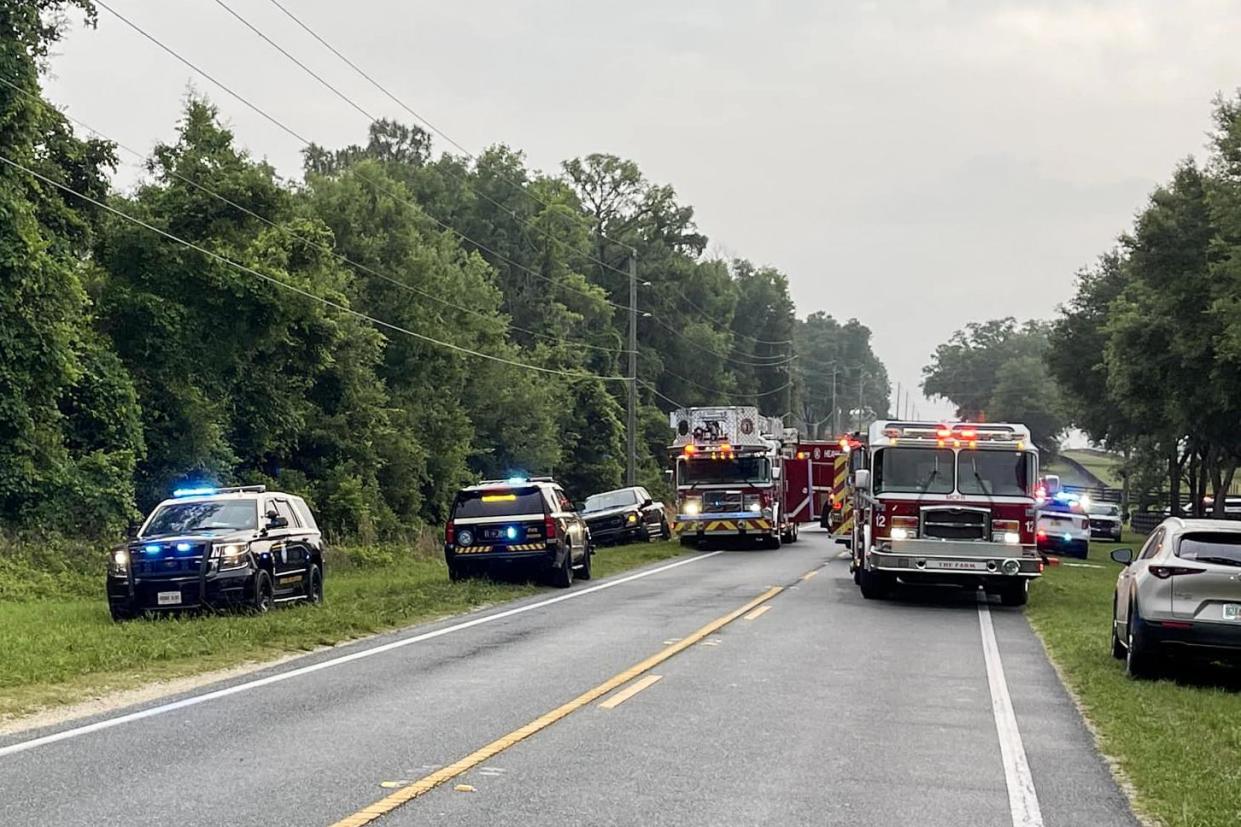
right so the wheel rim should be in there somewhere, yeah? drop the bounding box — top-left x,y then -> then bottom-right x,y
311,571 -> 322,603
257,578 -> 272,612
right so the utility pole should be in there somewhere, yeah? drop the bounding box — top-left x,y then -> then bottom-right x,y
856,370 -> 865,432
626,247 -> 638,487
830,366 -> 839,437
895,382 -> 902,421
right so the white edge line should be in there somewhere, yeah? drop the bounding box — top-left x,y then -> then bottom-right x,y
0,551 -> 723,759
978,603 -> 1045,827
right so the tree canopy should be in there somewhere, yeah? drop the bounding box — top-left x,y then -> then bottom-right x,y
0,15 -> 893,538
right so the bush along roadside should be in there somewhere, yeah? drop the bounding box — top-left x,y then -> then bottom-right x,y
0,536 -> 685,722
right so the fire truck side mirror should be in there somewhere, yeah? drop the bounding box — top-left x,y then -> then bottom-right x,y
854,469 -> 871,492
663,469 -> 673,479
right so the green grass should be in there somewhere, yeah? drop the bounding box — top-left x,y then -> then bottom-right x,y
0,538 -> 684,721
1061,448 -> 1126,489
1028,534 -> 1241,826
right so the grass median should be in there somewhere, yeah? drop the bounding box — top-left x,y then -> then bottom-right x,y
1027,535 -> 1241,827
0,537 -> 686,723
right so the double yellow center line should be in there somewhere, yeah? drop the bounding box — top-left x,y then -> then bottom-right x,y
331,584 -> 785,827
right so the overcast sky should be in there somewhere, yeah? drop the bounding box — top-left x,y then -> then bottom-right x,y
42,0 -> 1241,420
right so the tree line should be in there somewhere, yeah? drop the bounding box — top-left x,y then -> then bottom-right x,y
922,92 -> 1241,514
0,2 -> 888,539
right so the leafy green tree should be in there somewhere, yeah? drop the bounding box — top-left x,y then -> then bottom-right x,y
556,379 -> 626,499
923,318 -> 1066,454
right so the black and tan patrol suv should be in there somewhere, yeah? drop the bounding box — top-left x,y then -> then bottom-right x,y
444,477 -> 593,586
107,485 -> 325,621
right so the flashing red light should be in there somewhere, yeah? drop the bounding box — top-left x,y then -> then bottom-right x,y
1036,529 -> 1047,539
797,451 -> 808,460
936,427 -> 952,438
833,500 -> 843,510
960,428 -> 977,439
839,438 -> 850,451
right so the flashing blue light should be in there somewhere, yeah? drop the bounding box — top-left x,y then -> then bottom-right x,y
176,543 -> 192,552
506,476 -> 528,485
174,486 -> 217,498
143,544 -> 162,554
505,526 -> 518,540
1063,533 -> 1072,541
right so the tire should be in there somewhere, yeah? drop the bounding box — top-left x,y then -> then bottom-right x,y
791,523 -> 799,543
448,562 -> 465,583
576,543 -> 593,581
781,526 -> 794,544
551,542 -> 574,589
679,536 -> 696,548
858,567 -> 890,600
659,517 -> 670,539
251,570 -> 274,614
1125,601 -> 1161,679
765,533 -> 782,550
305,564 -> 324,605
1074,540 -> 1090,560
109,603 -> 134,623
997,579 -> 1029,607
1110,600 -> 1126,660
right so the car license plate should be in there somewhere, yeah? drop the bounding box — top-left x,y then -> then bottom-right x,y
157,591 -> 182,606
924,559 -> 989,572
1224,604 -> 1240,621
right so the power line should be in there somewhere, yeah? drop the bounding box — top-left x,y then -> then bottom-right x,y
0,151 -> 626,382
95,0 -> 776,370
263,0 -> 794,345
0,76 -> 628,358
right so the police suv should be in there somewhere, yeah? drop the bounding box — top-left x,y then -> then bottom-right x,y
445,477 -> 592,586
107,485 -> 325,621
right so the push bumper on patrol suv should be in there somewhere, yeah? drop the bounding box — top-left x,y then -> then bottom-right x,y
107,540 -> 257,613
867,538 -> 1042,585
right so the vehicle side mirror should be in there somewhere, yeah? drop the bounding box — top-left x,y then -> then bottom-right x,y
854,469 -> 871,492
266,511 -> 289,529
1110,548 -> 1133,566
642,498 -> 654,508
576,502 -> 587,512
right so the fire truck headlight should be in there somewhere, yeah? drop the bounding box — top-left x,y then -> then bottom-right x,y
683,499 -> 701,516
890,527 -> 910,540
1003,532 -> 1020,545
747,501 -> 761,513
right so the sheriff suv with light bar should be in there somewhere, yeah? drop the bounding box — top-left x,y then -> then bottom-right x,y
444,477 -> 592,587
849,421 -> 1043,606
107,486 -> 325,621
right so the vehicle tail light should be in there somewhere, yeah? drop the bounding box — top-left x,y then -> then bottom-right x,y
833,500 -> 843,511
1159,620 -> 1193,629
445,522 -> 455,545
545,514 -> 557,540
1037,529 -> 1047,539
1149,566 -> 1206,579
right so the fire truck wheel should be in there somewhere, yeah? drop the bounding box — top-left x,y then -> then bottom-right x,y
997,579 -> 1029,607
680,536 -> 697,548
764,534 -> 782,550
780,525 -> 794,544
858,567 -> 891,600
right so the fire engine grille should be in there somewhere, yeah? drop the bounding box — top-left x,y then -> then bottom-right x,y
921,508 -> 988,541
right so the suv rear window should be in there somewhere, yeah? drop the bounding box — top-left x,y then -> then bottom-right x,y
1176,532 -> 1241,567
453,487 -> 547,519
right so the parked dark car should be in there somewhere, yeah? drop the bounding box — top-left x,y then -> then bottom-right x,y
107,485 -> 325,621
581,486 -> 668,545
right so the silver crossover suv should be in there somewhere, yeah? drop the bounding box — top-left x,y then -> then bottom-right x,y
1110,518 -> 1241,678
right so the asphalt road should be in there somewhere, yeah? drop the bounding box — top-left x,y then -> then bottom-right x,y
0,530 -> 1136,826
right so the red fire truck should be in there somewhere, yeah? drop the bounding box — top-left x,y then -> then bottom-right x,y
848,420 -> 1043,606
668,406 -> 798,549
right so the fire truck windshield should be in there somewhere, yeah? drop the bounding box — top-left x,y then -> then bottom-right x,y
957,450 -> 1033,497
678,456 -> 771,487
874,448 -> 955,494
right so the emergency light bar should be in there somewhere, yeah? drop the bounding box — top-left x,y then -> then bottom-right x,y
875,422 -> 1029,450
172,485 -> 266,497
